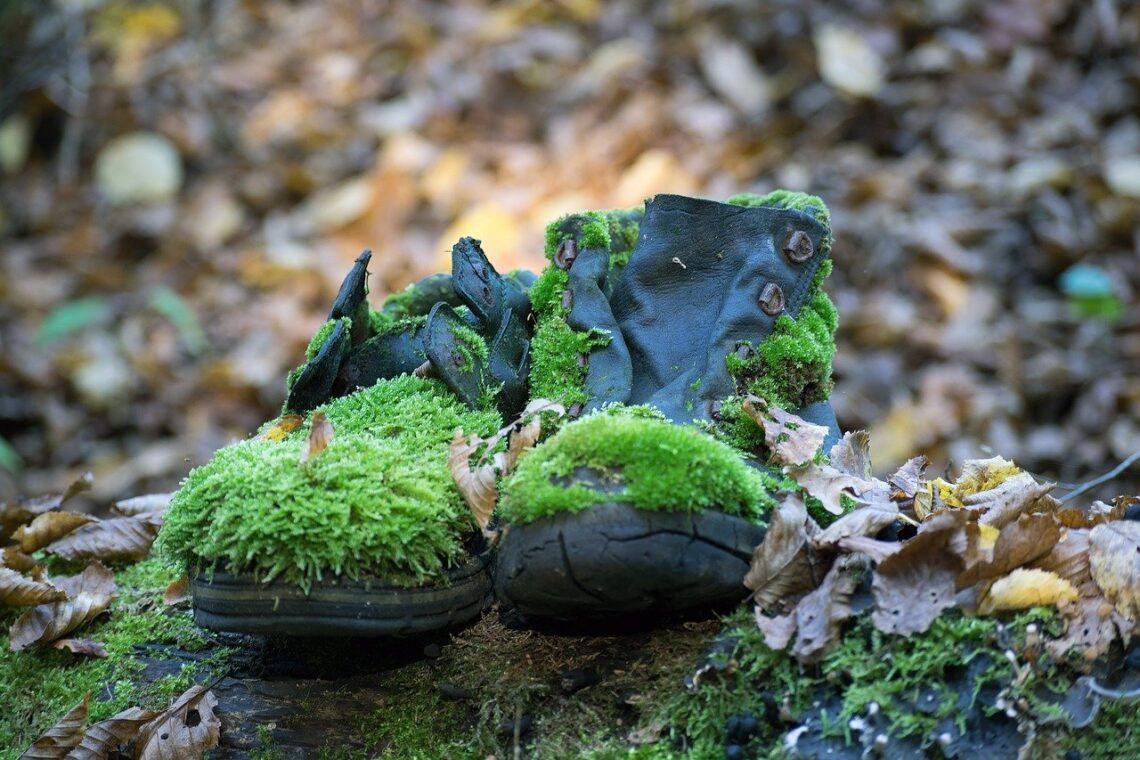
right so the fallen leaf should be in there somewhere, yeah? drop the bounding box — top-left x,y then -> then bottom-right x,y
957,513 -> 1061,589
9,563 -> 117,651
1047,593 -> 1128,663
1033,529 -> 1092,589
163,577 -> 190,606
69,706 -> 159,760
12,512 -> 97,553
790,554 -> 865,663
828,431 -> 873,479
503,399 -> 565,471
19,693 -> 89,757
45,513 -> 162,563
52,638 -> 109,658
955,456 -> 1024,499
448,431 -> 498,532
137,686 -> 221,759
0,473 -> 93,542
258,413 -> 304,443
94,131 -> 183,205
298,411 -> 334,464
814,500 -> 899,550
978,568 -> 1079,614
888,455 -> 929,501
785,461 -> 877,516
3,546 -> 38,572
743,396 -> 828,466
1088,521 -> 1140,621
965,472 -> 1056,528
871,513 -> 967,635
754,607 -> 797,651
745,492 -> 828,609
814,24 -> 886,97
112,493 -> 173,517
0,567 -> 68,608
836,535 -> 902,564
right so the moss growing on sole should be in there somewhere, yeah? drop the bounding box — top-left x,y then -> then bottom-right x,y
159,375 -> 502,590
0,556 -> 223,757
499,411 -> 779,525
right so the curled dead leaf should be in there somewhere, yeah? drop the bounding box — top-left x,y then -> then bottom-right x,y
0,567 -> 68,608
136,685 -> 221,759
956,513 -> 1061,589
111,492 -> 173,517
45,513 -> 162,563
977,568 -> 1079,615
966,472 -> 1056,528
789,554 -> 865,663
69,706 -> 159,760
785,461 -> 877,516
1032,529 -> 1092,589
19,692 -> 89,758
745,492 -> 829,610
298,411 -> 334,464
259,413 -> 304,442
827,431 -> 873,479
888,455 -> 929,501
12,511 -> 97,553
163,576 -> 190,606
52,638 -> 109,658
871,512 -> 967,635
9,563 -> 117,651
448,430 -> 499,532
1,472 -> 94,542
1088,520 -> 1140,621
1047,593 -> 1128,663
742,395 -> 828,465
813,500 -> 899,550
3,546 -> 39,573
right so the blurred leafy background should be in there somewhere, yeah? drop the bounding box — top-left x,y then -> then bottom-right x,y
0,0 -> 1137,507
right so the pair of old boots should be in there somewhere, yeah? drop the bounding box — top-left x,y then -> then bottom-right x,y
161,193 -> 842,636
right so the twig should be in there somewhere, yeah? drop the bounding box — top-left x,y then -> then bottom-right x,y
1058,449 -> 1140,503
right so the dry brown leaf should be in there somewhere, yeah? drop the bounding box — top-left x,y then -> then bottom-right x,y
965,472 -> 1056,528
1,473 -> 94,542
955,456 -> 1024,500
790,554 -> 865,663
52,638 -> 109,658
45,513 -> 162,564
828,431 -> 873,479
163,577 -> 190,606
888,455 -> 929,501
745,492 -> 829,610
18,693 -> 89,758
977,568 -> 1078,614
503,399 -> 565,471
3,546 -> 39,572
12,512 -> 97,553
111,493 -> 173,517
67,706 -> 159,760
742,395 -> 828,466
754,607 -> 797,651
785,461 -> 878,516
836,535 -> 903,564
449,430 -> 498,532
1088,520 -> 1140,621
957,513 -> 1061,589
259,413 -> 304,443
298,411 -> 334,464
9,563 -> 117,651
814,500 -> 899,550
1047,592 -> 1128,663
871,512 -> 967,635
1032,529 -> 1092,589
136,686 -> 221,760
1,567 -> 68,608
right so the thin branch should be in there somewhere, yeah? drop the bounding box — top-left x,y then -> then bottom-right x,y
1058,449 -> 1140,504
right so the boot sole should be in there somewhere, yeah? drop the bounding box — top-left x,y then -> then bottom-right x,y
190,553 -> 492,637
494,503 -> 766,620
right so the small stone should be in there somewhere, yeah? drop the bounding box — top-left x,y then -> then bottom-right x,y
95,131 -> 183,205
814,24 -> 887,97
422,643 -> 442,659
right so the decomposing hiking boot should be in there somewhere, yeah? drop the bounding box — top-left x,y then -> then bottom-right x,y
496,192 -> 843,621
161,238 -> 530,637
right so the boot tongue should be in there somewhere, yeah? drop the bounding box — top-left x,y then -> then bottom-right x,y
608,194 -> 829,423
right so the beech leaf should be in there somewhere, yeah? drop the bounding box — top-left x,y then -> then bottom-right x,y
888,455 -> 929,501
45,513 -> 162,563
785,461 -> 877,516
52,638 -> 109,658
12,512 -> 97,553
1088,520 -> 1140,621
111,493 -> 173,517
790,554 -> 865,663
67,706 -> 159,760
9,563 -> 117,651
745,493 -> 828,610
956,512 -> 1061,589
259,413 -> 304,443
977,568 -> 1079,615
964,472 -> 1056,528
827,431 -> 873,479
742,395 -> 828,466
871,513 -> 967,635
0,567 -> 68,608
1,472 -> 93,542
3,546 -> 39,573
298,411 -> 333,464
449,431 -> 498,532
18,693 -> 89,759
136,686 -> 221,760
814,500 -> 899,550
163,576 -> 190,606
1047,594 -> 1127,663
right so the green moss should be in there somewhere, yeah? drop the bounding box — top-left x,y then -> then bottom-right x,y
0,556 -> 224,757
1063,695 -> 1140,759
305,317 -> 351,361
449,318 -> 490,374
159,375 -> 502,590
499,411 -> 779,525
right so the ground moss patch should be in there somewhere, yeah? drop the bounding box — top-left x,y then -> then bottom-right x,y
499,410 -> 779,525
158,375 -> 501,590
0,556 -> 224,757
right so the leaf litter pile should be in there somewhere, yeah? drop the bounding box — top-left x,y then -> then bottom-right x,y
1,475 -> 222,758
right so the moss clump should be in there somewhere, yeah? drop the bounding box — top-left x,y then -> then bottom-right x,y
725,192 -> 838,410
304,317 -> 351,360
159,375 -> 501,590
0,556 -> 222,757
499,411 -> 779,525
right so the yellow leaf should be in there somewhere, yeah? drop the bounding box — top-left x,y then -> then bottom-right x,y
978,568 -> 1078,614
259,414 -> 304,443
955,456 -> 1023,500
977,523 -> 1000,551
1088,520 -> 1140,621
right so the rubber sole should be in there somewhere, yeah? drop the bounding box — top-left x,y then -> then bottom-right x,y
190,553 -> 492,637
494,503 -> 766,620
